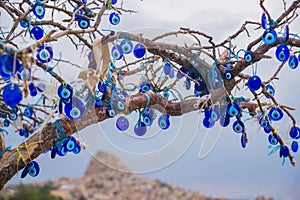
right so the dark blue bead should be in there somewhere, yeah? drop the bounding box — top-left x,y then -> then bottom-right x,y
219,115 -> 230,127
241,134 -> 247,148
111,45 -> 123,60
30,26 -> 44,40
0,54 -> 22,79
164,62 -> 171,75
116,116 -> 129,131
111,0 -> 117,4
288,55 -> 298,69
134,123 -> 147,136
289,126 -> 299,139
262,29 -> 277,45
32,2 -> 45,19
109,12 -> 120,25
3,119 -> 10,127
120,39 -> 133,54
261,13 -> 268,29
28,161 -> 40,177
57,84 -> 73,100
232,120 -> 245,133
280,145 -> 289,158
3,83 -> 23,106
64,97 -> 85,120
247,75 -> 262,91
21,165 -> 29,178
226,102 -> 241,117
203,117 -> 215,128
98,82 -> 107,93
268,134 -> 279,145
73,143 -> 81,154
20,20 -> 29,28
140,82 -> 151,93
291,141 -> 299,153
78,17 -> 90,29
268,107 -> 284,121
259,116 -> 269,128
264,125 -> 272,134
36,44 -> 53,63
63,136 -> 77,152
275,44 -> 290,62
133,43 -> 146,59
177,67 -> 188,79
224,69 -> 234,80
244,51 -> 254,63
265,84 -> 275,98
185,78 -> 191,90
23,107 -> 33,118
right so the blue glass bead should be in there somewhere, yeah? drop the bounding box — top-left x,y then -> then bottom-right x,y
109,12 -> 120,25
120,39 -> 133,54
106,107 -> 116,118
3,119 -> 10,127
21,164 -> 30,178
116,116 -> 129,131
184,78 -> 191,90
264,125 -> 272,134
28,161 -> 40,177
169,67 -> 174,78
226,102 -> 241,117
268,134 -> 279,145
30,26 -> 44,40
111,45 -> 123,60
78,17 -> 90,29
177,67 -> 188,79
261,13 -> 268,29
9,112 -> 18,121
268,107 -> 284,121
224,69 -> 234,80
219,115 -> 230,127
18,67 -> 31,81
164,62 -> 171,75
142,115 -> 152,126
163,90 -> 169,99
57,84 -> 73,100
36,44 -> 53,63
0,54 -> 22,79
111,0 -> 117,4
51,146 -> 57,159
95,98 -> 103,107
158,115 -> 170,130
98,82 -> 107,93
244,51 -> 254,63
203,117 -> 215,128
204,107 -> 211,119
19,129 -> 25,137
275,44 -> 290,62
232,120 -> 245,133
291,141 -> 299,153
288,55 -> 298,69
241,134 -> 247,148
140,82 -> 151,93
281,25 -> 289,43
211,106 -> 220,121
23,107 -> 33,118
247,75 -> 262,91
64,97 -> 85,120
194,81 -> 205,92
57,146 -> 67,157
20,20 -> 29,28
280,145 -> 289,158
63,136 -> 77,152
11,106 -> 18,113
116,100 -> 125,111
262,29 -> 277,45
133,43 -> 146,58
259,116 -> 269,128
3,83 -> 23,106
29,82 -> 37,97
32,2 -> 45,19
289,126 -> 299,139
265,84 -> 275,98
134,123 -> 147,136
73,143 -> 81,154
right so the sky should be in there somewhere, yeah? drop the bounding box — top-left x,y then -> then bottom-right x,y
4,0 -> 300,199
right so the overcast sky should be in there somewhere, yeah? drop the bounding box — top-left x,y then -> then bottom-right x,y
5,0 -> 300,199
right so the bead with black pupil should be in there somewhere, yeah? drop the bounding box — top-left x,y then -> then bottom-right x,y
268,134 -> 279,145
259,116 -> 269,128
247,75 -> 262,91
233,120 -> 245,133
143,115 -> 152,126
30,26 -> 44,40
78,18 -> 90,29
268,107 -> 284,121
3,83 -> 23,107
3,119 -> 10,127
24,107 -> 33,118
28,161 -> 40,177
9,113 -> 18,121
224,69 -> 234,80
120,39 -> 133,54
275,44 -> 290,62
106,107 -> 116,118
64,97 -> 85,120
133,43 -> 146,58
57,146 -> 67,157
265,84 -> 275,98
36,44 -> 53,63
32,3 -> 45,19
291,141 -> 299,153
73,143 -> 81,154
262,29 -> 277,45
261,13 -> 268,29
140,82 -> 151,93
244,51 -> 254,63
288,55 -> 298,69
109,12 -> 120,25
18,67 -> 31,81
64,136 -> 77,152
57,84 -> 73,100
116,116 -> 129,131
111,45 -> 123,60
226,102 -> 241,117
20,20 -> 29,28
134,123 -> 147,136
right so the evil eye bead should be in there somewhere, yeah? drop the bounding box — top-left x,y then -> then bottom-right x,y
288,55 -> 298,69
203,117 -> 215,128
32,2 -> 46,19
23,107 -> 33,118
219,115 -> 230,127
111,45 -> 123,60
3,83 -> 23,107
280,145 -> 289,158
241,134 -> 247,148
133,43 -> 146,59
268,134 -> 279,145
109,12 -> 120,25
73,143 -> 81,154
211,107 -> 220,121
194,81 -> 205,92
20,19 -> 29,28
268,107 -> 284,121
226,102 -> 241,117
28,161 -> 40,177
264,125 -> 272,134
57,84 -> 73,100
64,97 -> 85,120
177,67 -> 188,79
281,25 -> 289,43
115,100 -> 125,111
30,26 -> 44,40
224,69 -> 234,80
291,141 -> 299,153
244,51 -> 254,63
134,123 -> 147,136
247,75 -> 262,91
233,120 -> 245,133
275,44 -> 290,62
36,44 -> 53,63
265,84 -> 275,98
116,116 -> 129,131
64,136 -> 77,152
259,116 -> 269,128
9,113 -> 18,121
78,18 -> 90,29
142,115 -> 152,126
57,146 -> 67,157
261,13 -> 268,29
106,107 -> 116,118
120,39 -> 133,54
289,126 -> 299,139
262,29 -> 277,45
158,114 -> 170,130
0,54 -> 22,79
140,82 -> 151,93
3,119 -> 10,127
18,67 -> 31,81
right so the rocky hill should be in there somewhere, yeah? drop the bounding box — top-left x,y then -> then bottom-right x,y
3,151 -> 228,200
